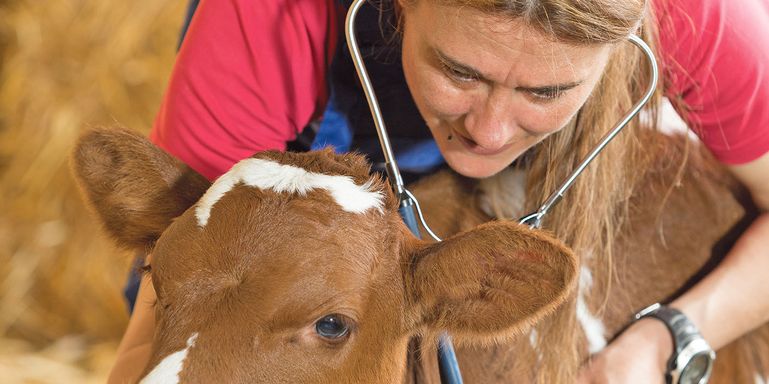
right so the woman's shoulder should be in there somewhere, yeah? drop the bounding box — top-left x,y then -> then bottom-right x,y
651,0 -> 769,97
652,0 -> 769,165
653,0 -> 768,59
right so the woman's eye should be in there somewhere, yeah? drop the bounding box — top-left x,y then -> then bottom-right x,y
315,314 -> 350,340
441,62 -> 478,82
529,88 -> 564,101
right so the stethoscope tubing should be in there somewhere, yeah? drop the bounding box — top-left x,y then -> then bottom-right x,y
518,34 -> 659,228
345,1 -> 659,382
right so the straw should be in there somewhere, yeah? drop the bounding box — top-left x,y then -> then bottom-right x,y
0,0 -> 185,381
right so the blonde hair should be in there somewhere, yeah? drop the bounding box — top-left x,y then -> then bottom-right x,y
399,0 -> 664,381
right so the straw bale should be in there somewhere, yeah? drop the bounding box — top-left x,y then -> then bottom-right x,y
0,336 -> 117,383
0,0 -> 185,380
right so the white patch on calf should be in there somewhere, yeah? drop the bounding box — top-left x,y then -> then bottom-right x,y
528,328 -> 543,363
140,333 -> 199,384
756,373 -> 768,384
576,265 -> 607,354
195,158 -> 384,227
528,328 -> 538,348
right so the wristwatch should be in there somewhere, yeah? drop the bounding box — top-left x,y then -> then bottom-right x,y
634,303 -> 716,384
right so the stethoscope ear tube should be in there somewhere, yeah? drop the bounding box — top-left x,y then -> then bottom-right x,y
345,3 -> 463,381
345,0 -> 405,196
346,1 -> 658,382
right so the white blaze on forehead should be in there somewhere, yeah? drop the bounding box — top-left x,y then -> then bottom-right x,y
195,158 -> 384,227
140,333 -> 199,384
576,265 -> 607,354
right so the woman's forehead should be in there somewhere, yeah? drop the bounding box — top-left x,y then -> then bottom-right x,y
406,1 -> 611,86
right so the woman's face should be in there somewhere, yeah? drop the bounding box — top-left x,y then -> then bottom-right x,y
401,1 -> 612,178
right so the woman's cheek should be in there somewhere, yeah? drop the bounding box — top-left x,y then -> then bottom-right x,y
520,92 -> 591,135
409,68 -> 472,121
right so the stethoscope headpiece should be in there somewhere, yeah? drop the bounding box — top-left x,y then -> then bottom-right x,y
345,1 -> 658,382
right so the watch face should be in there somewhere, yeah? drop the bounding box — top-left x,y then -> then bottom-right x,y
680,353 -> 711,384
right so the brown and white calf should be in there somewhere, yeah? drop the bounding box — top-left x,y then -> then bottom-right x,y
72,128 -> 578,383
407,130 -> 769,383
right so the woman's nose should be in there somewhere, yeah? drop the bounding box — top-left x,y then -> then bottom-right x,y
462,89 -> 517,150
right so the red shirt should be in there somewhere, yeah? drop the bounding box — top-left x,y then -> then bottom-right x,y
151,0 -> 769,180
151,0 -> 339,180
656,0 -> 769,164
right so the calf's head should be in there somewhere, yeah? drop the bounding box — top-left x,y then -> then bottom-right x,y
73,128 -> 578,384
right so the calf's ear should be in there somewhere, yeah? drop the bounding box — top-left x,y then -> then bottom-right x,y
404,221 -> 578,344
71,127 -> 211,249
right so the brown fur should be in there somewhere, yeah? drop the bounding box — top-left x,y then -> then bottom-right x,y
408,130 -> 769,383
72,127 -> 579,383
71,128 -> 210,249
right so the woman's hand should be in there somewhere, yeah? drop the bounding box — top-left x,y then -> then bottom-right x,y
580,152 -> 769,384
576,318 -> 672,384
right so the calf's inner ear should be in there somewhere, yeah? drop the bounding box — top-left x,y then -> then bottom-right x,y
403,221 -> 578,344
71,127 -> 211,249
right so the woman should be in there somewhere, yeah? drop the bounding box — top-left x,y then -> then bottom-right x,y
111,0 -> 769,382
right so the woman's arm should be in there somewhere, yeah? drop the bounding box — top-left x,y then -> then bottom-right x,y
578,0 -> 769,381
680,152 -> 769,348
572,137 -> 769,380
109,267 -> 156,384
150,0 -> 338,180
577,152 -> 769,384
635,0 -> 769,352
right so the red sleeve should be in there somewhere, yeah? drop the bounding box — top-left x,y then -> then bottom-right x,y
150,0 -> 339,180
655,0 -> 769,164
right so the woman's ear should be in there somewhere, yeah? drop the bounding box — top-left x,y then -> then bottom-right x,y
403,221 -> 578,344
71,127 -> 211,249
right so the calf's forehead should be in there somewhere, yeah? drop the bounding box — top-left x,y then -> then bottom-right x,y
150,157 -> 400,314
194,157 -> 385,227
192,155 -> 389,256
154,185 -> 390,280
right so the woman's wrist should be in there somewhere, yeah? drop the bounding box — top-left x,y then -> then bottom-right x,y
622,317 -> 674,371
578,317 -> 673,383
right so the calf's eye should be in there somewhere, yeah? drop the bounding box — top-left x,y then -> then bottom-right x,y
315,314 -> 350,340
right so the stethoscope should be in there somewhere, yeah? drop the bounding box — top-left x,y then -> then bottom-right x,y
345,1 -> 659,382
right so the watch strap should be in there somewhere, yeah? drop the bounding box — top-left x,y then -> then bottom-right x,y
644,305 -> 701,355
634,303 -> 709,375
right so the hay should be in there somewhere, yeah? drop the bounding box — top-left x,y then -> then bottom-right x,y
0,337 -> 117,383
0,0 -> 185,381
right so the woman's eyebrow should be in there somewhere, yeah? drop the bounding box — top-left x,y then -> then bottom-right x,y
433,48 -> 583,91
434,48 -> 485,79
517,81 -> 583,94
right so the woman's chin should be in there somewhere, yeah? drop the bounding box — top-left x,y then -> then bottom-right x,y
443,153 -> 513,179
